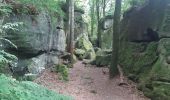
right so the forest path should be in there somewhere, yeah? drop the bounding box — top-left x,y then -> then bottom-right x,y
35,61 -> 149,100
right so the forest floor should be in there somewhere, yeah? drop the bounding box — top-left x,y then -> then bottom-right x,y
34,61 -> 150,100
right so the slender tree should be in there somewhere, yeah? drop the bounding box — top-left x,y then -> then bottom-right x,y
66,0 -> 70,51
109,0 -> 122,78
68,0 -> 74,65
96,0 -> 102,48
103,0 -> 106,18
90,0 -> 95,37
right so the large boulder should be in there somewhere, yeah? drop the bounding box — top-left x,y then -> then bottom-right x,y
99,15 -> 113,49
121,0 -> 169,41
119,39 -> 170,100
75,34 -> 96,61
94,49 -> 112,66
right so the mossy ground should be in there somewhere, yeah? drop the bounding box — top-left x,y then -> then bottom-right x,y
0,74 -> 72,100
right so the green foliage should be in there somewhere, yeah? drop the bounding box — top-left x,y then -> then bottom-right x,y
0,3 -> 12,16
0,22 -> 23,37
55,64 -> 69,81
0,74 -> 73,100
75,34 -> 96,60
0,22 -> 22,50
74,49 -> 86,60
16,0 -> 65,16
0,50 -> 17,73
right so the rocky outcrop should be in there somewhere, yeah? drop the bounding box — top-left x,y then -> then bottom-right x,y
94,49 -> 112,66
5,12 -> 65,56
99,15 -> 113,49
119,0 -> 170,99
3,9 -> 66,76
1,1 -> 88,78
74,11 -> 88,39
61,2 -> 88,39
121,0 -> 169,41
75,34 -> 96,61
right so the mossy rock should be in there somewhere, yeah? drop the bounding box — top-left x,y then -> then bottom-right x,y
0,74 -> 72,100
74,49 -> 86,60
119,39 -> 170,99
75,34 -> 96,61
55,64 -> 69,81
94,49 -> 112,66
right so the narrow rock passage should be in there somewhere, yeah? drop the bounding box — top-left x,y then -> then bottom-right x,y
35,61 -> 149,100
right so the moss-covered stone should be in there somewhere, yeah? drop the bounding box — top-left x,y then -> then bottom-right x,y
94,49 -> 112,66
75,34 -> 96,61
55,64 -> 69,81
74,49 -> 86,60
118,39 -> 170,100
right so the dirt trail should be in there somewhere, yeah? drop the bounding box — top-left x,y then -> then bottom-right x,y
35,61 -> 149,100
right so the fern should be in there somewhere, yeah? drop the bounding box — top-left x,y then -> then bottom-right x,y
0,22 -> 23,49
0,38 -> 17,49
0,3 -> 12,16
2,22 -> 23,32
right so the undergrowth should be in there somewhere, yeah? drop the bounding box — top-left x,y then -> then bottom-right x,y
0,74 -> 73,100
16,0 -> 65,17
55,64 -> 69,81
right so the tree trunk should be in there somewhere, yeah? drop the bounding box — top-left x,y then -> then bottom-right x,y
66,0 -> 70,52
109,0 -> 122,78
103,0 -> 106,18
45,12 -> 52,66
96,0 -> 102,48
68,0 -> 74,65
90,0 -> 95,37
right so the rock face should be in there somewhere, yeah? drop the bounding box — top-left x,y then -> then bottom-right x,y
6,12 -> 65,56
4,11 -> 66,76
74,11 -> 88,39
121,0 -> 169,41
94,49 -> 112,66
2,2 -> 87,77
100,15 -> 113,49
75,34 -> 96,61
118,0 -> 170,99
